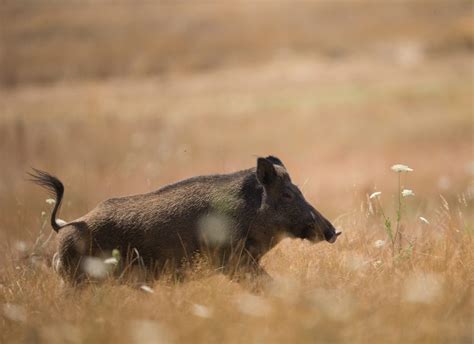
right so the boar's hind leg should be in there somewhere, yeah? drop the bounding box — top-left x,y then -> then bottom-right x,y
59,245 -> 85,285
56,224 -> 89,285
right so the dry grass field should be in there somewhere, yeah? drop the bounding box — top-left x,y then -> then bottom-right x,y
0,1 -> 473,343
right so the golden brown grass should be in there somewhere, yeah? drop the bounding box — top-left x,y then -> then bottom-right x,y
1,198 -> 472,343
1,1 -> 473,343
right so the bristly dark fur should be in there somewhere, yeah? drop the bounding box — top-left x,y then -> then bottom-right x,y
28,168 -> 64,232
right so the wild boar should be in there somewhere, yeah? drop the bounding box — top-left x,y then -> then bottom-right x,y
29,156 -> 340,283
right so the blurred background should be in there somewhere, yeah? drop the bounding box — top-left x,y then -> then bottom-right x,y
0,0 -> 472,243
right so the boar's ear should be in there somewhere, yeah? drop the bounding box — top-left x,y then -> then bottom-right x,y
256,157 -> 277,186
265,156 -> 285,168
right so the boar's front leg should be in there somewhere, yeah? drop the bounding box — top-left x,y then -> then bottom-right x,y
226,246 -> 273,291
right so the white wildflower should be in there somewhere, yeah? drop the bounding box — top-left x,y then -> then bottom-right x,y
369,191 -> 382,199
391,164 -> 413,172
130,320 -> 172,344
419,217 -> 430,225
14,241 -> 28,253
235,293 -> 271,317
139,285 -> 154,294
81,257 -> 108,279
373,240 -> 385,248
401,189 -> 415,197
45,198 -> 56,205
2,303 -> 26,322
104,257 -> 119,266
268,277 -> 301,304
403,273 -> 443,304
372,260 -> 383,268
198,213 -> 232,245
192,304 -> 212,318
309,289 -> 355,321
41,211 -> 46,217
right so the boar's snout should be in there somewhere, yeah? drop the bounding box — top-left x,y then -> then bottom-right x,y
310,210 -> 341,244
324,227 -> 342,243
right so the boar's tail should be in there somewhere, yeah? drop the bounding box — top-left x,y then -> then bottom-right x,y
28,168 -> 66,232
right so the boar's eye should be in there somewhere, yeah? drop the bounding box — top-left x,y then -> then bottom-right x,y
282,191 -> 294,201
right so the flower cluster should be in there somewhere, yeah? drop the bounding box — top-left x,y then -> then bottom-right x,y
369,163 -> 430,255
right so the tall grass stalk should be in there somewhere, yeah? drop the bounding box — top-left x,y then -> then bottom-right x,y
374,164 -> 414,258
394,173 -> 402,254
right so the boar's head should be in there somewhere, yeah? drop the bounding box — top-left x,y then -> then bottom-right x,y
255,156 -> 341,244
